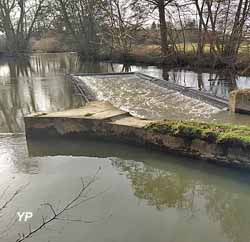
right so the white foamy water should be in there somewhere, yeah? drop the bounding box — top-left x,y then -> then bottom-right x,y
78,75 -> 221,121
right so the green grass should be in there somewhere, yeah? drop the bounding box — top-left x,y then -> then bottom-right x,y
175,43 -> 211,53
145,120 -> 250,146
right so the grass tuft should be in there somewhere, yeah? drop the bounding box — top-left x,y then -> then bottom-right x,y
84,113 -> 94,117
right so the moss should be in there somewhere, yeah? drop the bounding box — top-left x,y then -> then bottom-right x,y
145,120 -> 250,146
84,113 -> 94,117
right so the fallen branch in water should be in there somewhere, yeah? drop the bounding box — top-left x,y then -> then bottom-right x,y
16,168 -> 101,242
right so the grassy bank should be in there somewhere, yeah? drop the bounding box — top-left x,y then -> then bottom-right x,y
99,44 -> 250,75
145,120 -> 250,146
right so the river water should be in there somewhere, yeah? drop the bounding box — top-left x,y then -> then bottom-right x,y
1,53 -> 250,242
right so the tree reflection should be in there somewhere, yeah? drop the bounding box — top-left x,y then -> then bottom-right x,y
197,71 -> 204,91
162,66 -> 170,81
208,71 -> 238,97
111,158 -> 194,211
203,185 -> 250,242
112,157 -> 250,242
0,54 -> 88,133
121,63 -> 132,72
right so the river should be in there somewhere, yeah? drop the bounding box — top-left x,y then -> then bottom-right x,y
1,53 -> 250,242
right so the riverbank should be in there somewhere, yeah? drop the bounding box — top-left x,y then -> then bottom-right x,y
0,51 -> 30,59
99,50 -> 250,75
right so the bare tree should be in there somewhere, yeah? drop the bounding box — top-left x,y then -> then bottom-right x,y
55,0 -> 106,59
100,0 -> 147,59
133,0 -> 175,58
0,0 -> 49,53
193,0 -> 250,65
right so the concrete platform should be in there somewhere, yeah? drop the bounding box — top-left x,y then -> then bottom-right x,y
25,101 -> 250,169
35,101 -> 128,120
25,101 -> 152,138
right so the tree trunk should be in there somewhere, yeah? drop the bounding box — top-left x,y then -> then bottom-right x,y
223,0 -> 248,58
158,0 -> 169,57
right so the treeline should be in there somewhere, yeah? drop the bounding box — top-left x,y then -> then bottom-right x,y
0,0 -> 250,69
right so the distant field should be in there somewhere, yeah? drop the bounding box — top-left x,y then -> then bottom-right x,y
131,44 -> 161,56
132,43 -> 250,55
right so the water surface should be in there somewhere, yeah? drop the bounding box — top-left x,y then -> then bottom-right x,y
1,135 -> 250,242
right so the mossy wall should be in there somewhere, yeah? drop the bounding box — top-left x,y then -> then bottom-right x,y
145,120 -> 250,148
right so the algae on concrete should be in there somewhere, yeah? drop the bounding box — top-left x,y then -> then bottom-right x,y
145,120 -> 250,146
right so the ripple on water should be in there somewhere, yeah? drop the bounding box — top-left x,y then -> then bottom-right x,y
0,134 -> 39,175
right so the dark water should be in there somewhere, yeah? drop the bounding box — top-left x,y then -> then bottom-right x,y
1,53 -> 250,242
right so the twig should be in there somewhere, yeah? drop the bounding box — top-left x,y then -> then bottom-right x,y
0,184 -> 29,213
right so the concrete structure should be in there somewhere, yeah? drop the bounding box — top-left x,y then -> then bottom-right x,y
229,88 -> 250,114
25,101 -> 250,169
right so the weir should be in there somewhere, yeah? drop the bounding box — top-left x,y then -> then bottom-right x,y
68,72 -> 232,123
69,72 -> 229,109
25,101 -> 250,169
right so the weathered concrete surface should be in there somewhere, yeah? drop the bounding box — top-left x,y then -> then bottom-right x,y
25,101 -> 250,169
27,101 -> 128,120
229,88 -> 250,114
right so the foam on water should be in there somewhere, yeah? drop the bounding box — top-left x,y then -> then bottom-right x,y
78,75 -> 221,121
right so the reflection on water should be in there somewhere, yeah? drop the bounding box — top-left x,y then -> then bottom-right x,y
131,66 -> 250,99
0,134 -> 39,174
2,135 -> 250,242
112,156 -> 250,242
0,54 -> 86,133
112,158 -> 192,211
170,70 -> 239,98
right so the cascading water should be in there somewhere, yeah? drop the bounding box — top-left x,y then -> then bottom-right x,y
77,74 -> 222,121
